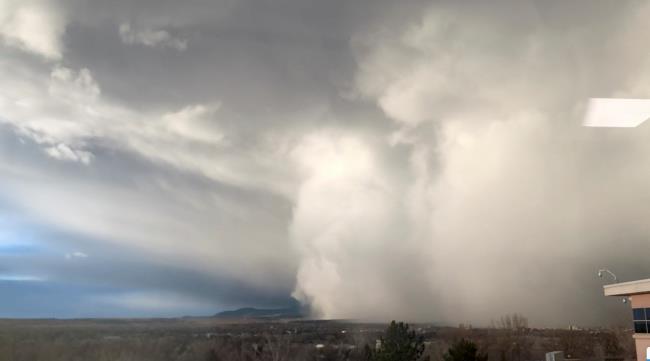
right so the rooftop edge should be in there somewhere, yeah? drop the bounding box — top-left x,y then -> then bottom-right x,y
604,278 -> 650,296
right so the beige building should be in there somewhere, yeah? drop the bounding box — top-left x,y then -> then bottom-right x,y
604,279 -> 650,361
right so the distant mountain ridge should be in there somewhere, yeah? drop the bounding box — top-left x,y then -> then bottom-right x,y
213,305 -> 304,319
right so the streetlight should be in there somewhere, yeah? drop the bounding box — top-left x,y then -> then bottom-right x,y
598,269 -> 628,303
597,268 -> 617,282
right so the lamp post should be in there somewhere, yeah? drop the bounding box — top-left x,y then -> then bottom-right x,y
597,268 -> 617,282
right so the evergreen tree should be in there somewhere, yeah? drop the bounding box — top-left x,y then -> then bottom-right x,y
366,321 -> 427,361
443,339 -> 487,361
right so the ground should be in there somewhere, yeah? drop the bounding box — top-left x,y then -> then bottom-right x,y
0,318 -> 635,361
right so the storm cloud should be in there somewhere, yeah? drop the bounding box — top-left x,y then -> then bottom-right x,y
1,0 -> 650,325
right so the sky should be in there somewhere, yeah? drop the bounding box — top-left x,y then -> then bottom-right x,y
2,0 -> 650,325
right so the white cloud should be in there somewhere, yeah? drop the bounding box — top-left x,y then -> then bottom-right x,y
119,23 -> 187,51
290,133 -> 416,319
45,143 -> 93,164
161,104 -> 224,143
0,59 -> 295,194
65,251 -> 88,259
0,0 -> 65,59
49,66 -> 101,102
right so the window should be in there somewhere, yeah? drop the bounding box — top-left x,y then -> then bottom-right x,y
634,308 -> 646,321
633,308 -> 649,333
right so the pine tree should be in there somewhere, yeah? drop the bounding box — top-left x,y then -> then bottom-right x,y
443,339 -> 487,361
366,321 -> 427,361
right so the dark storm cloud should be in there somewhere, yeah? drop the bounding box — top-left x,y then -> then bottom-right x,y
59,0 -> 359,111
3,0 -> 650,326
0,229 -> 294,309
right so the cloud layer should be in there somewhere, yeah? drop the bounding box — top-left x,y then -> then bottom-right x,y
2,0 -> 650,325
0,0 -> 65,59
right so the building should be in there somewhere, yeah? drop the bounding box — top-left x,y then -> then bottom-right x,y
603,278 -> 650,361
546,351 -> 564,361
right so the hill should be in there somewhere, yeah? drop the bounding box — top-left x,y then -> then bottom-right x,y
213,305 -> 303,319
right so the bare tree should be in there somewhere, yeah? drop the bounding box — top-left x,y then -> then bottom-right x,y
490,314 -> 531,361
494,314 -> 528,332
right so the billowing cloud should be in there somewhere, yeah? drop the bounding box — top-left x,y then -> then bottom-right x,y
0,0 -> 65,59
292,1 -> 650,326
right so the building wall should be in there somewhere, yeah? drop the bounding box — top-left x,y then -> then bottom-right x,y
631,295 -> 650,308
630,295 -> 650,361
633,335 -> 650,361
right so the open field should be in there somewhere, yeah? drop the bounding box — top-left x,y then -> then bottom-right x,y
0,318 -> 636,361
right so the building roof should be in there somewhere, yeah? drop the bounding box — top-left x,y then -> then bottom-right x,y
604,278 -> 650,296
